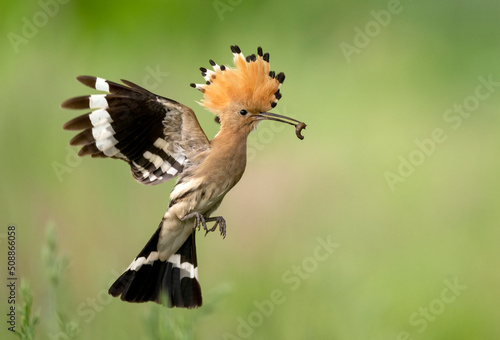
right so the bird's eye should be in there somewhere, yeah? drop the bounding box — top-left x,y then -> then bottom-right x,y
239,109 -> 248,116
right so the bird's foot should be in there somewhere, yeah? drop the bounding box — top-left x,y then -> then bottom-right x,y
181,211 -> 207,232
204,216 -> 227,239
181,212 -> 226,239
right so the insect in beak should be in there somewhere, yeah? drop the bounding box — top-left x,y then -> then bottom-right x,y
254,112 -> 307,140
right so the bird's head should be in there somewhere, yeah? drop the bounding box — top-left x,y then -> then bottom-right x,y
191,45 -> 305,139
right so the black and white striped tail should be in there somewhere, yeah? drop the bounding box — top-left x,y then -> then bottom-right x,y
109,225 -> 202,308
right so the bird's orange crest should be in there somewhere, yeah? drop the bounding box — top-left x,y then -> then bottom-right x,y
190,45 -> 285,115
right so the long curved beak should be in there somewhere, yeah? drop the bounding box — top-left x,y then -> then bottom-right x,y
253,112 -> 307,140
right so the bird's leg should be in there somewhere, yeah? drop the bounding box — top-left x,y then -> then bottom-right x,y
181,212 -> 207,232
204,216 -> 227,239
181,212 -> 226,238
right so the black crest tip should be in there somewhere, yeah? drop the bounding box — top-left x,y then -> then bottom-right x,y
209,59 -> 216,66
276,72 -> 285,84
263,53 -> 270,62
230,45 -> 241,54
257,47 -> 263,57
245,54 -> 257,62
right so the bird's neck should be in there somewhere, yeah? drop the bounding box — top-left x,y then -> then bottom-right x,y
205,126 -> 249,186
210,125 -> 248,161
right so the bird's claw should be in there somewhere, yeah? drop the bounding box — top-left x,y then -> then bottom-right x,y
181,212 -> 226,239
205,217 -> 226,239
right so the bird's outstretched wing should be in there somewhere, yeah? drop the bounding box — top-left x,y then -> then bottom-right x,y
62,76 -> 209,185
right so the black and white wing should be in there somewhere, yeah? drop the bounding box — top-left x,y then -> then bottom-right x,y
62,76 -> 209,185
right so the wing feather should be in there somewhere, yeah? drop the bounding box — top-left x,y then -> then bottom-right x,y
62,76 -> 209,185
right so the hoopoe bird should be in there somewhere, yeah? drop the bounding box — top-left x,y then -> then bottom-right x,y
61,45 -> 306,308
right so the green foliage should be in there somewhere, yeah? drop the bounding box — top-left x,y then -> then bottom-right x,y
42,222 -> 68,289
42,223 -> 80,339
146,306 -> 195,340
15,281 -> 40,340
55,312 -> 80,339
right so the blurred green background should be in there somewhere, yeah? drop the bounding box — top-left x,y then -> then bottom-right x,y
1,0 -> 500,339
